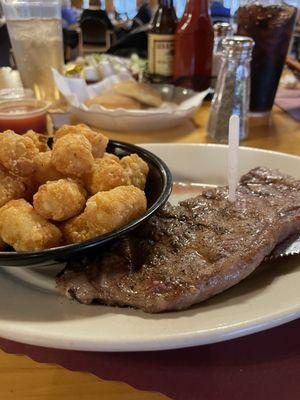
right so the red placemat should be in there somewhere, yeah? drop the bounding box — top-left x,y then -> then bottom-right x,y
1,319 -> 300,400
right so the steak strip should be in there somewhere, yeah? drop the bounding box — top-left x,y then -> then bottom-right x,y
57,167 -> 300,313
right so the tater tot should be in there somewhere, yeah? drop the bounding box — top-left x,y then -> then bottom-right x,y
0,166 -> 26,207
82,129 -> 108,158
33,179 -> 87,221
103,152 -> 120,163
23,130 -> 50,152
20,176 -> 38,202
54,124 -> 90,141
85,185 -> 147,235
54,124 -> 108,158
62,186 -> 146,244
33,151 -> 65,186
52,134 -> 94,178
120,154 -> 149,190
61,213 -> 96,244
0,130 -> 39,176
0,199 -> 62,251
84,158 -> 129,195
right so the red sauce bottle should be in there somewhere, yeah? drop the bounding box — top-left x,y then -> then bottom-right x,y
174,0 -> 214,91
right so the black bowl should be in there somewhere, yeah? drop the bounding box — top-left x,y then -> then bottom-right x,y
0,140 -> 172,267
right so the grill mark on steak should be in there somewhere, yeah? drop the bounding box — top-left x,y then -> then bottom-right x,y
56,167 -> 300,313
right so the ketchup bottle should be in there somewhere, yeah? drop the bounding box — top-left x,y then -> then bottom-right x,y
174,0 -> 214,91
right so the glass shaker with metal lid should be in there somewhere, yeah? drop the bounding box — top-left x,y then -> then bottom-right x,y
207,36 -> 254,143
211,22 -> 233,88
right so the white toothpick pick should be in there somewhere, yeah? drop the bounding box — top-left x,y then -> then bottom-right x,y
228,115 -> 240,202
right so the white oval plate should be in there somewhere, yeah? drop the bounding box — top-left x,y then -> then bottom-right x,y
0,144 -> 300,352
70,104 -> 194,132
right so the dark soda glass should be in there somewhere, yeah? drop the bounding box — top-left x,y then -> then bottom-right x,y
237,3 -> 297,114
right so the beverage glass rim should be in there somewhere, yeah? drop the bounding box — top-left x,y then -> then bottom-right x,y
1,0 -> 61,4
0,98 -> 50,119
238,0 -> 284,5
1,0 -> 62,18
0,88 -> 34,101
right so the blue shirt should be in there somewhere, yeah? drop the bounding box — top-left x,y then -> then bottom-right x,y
62,7 -> 78,27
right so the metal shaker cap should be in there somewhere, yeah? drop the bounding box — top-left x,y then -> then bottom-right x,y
222,36 -> 254,56
213,22 -> 233,37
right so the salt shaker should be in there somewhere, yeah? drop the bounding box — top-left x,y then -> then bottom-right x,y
207,36 -> 254,142
211,22 -> 233,89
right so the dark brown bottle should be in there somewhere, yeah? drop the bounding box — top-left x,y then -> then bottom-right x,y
148,0 -> 177,83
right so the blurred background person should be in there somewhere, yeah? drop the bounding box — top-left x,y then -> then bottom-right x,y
0,1 -> 11,66
107,0 -> 152,57
210,0 -> 231,24
61,0 -> 79,28
80,0 -> 114,30
61,0 -> 80,61
132,0 -> 153,29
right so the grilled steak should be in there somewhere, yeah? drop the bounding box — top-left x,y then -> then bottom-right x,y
57,168 -> 300,313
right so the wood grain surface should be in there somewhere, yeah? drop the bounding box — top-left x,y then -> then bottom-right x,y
81,103 -> 300,155
0,349 -> 169,399
0,104 -> 299,400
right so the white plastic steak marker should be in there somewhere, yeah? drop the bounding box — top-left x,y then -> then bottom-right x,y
228,114 -> 240,202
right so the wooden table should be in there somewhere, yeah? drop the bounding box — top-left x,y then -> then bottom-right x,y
0,104 -> 299,400
97,103 -> 300,155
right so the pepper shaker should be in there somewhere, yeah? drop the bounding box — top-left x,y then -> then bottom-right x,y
211,22 -> 233,89
207,36 -> 254,143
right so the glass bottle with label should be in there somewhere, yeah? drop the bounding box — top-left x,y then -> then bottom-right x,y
147,0 -> 177,84
173,0 -> 213,92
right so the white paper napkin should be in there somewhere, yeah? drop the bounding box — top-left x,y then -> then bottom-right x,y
53,69 -> 209,113
52,69 -> 210,131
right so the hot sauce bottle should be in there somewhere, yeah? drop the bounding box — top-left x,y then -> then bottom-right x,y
174,0 -> 214,91
148,0 -> 177,84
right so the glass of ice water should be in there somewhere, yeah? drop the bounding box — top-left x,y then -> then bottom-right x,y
2,0 -> 64,104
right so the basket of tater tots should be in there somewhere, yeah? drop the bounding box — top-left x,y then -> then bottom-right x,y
52,69 -> 209,132
0,124 -> 172,266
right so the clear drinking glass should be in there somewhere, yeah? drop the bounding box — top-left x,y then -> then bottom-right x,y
1,0 -> 64,104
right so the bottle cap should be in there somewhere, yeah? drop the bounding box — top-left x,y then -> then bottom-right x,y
213,22 -> 233,37
222,36 -> 254,56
